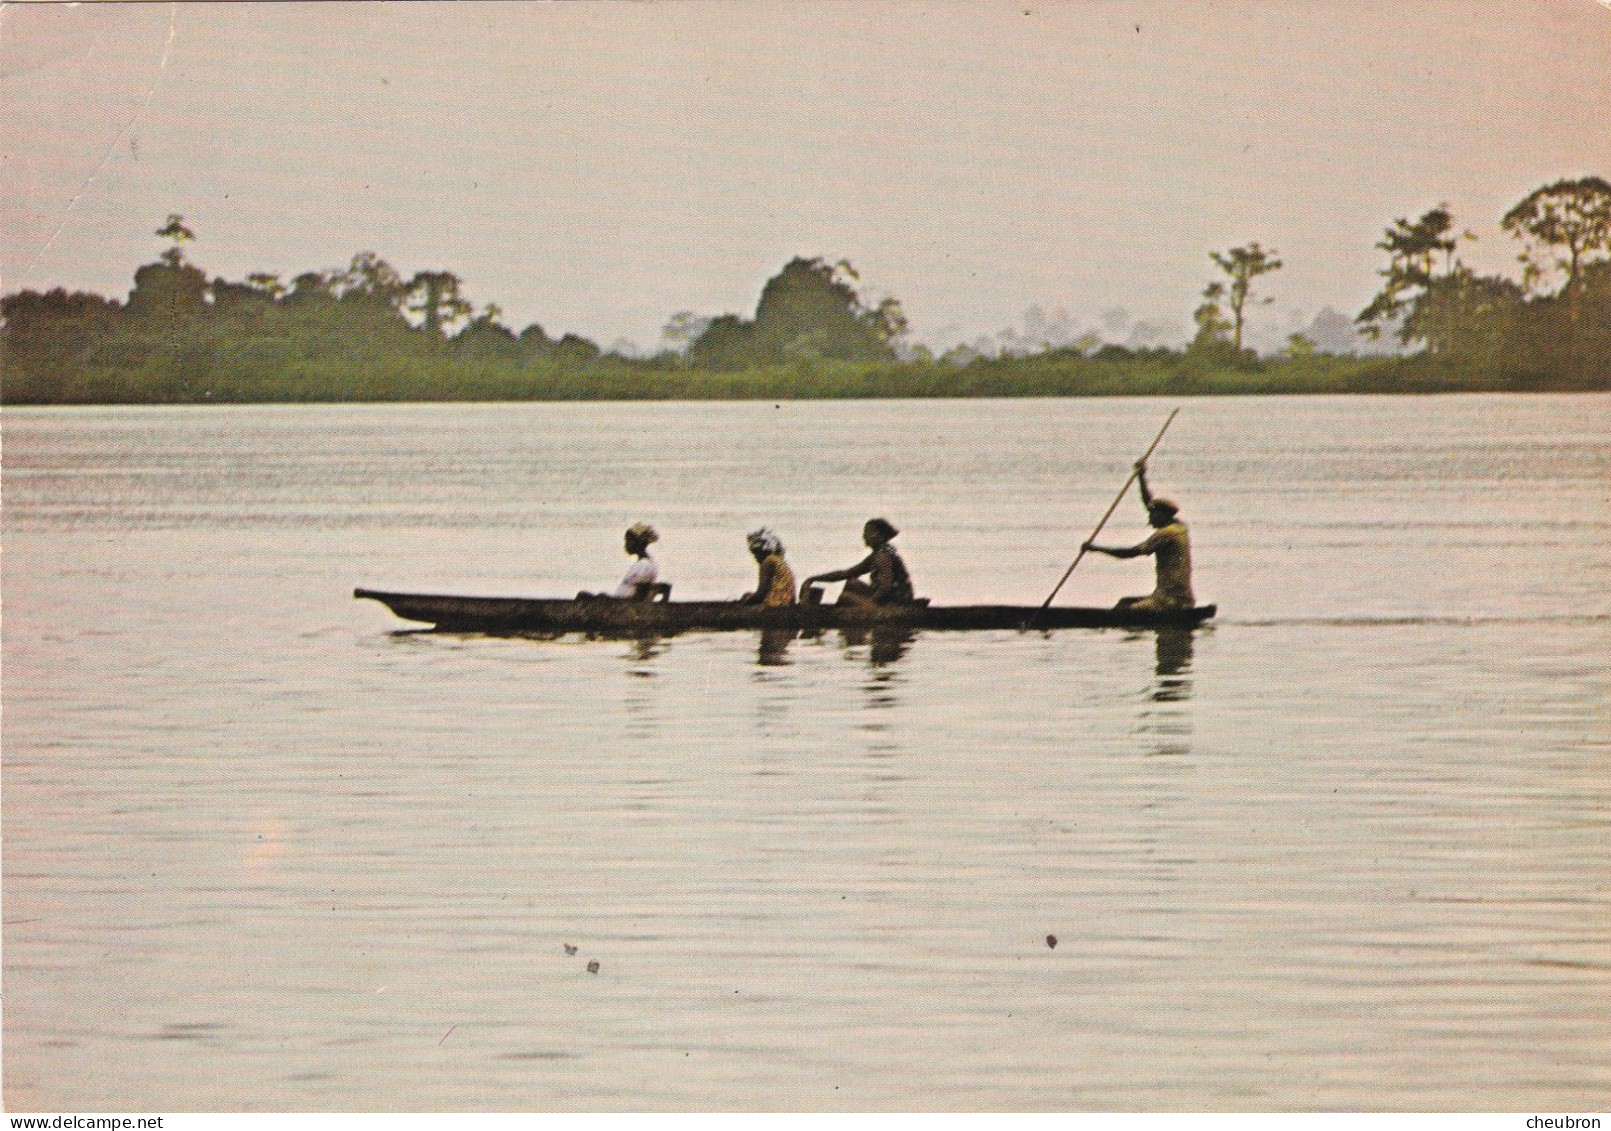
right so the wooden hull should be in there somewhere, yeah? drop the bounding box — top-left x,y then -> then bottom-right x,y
354,588 -> 1216,634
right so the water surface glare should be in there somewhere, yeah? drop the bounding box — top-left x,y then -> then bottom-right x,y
4,395 -> 1608,1110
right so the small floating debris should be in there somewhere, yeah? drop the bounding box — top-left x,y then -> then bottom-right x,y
586,960 -> 600,975
1046,935 -> 1058,949
563,943 -> 578,955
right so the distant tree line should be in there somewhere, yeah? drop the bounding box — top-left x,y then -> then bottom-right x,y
0,215 -> 618,404
2,177 -> 1606,405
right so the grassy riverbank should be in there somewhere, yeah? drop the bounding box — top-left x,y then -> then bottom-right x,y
7,345 -> 1604,406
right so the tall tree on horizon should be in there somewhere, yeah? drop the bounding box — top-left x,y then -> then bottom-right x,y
1502,176 -> 1611,371
127,214 -> 207,318
336,252 -> 408,312
155,214 -> 195,268
1501,176 -> 1611,297
1206,243 -> 1282,353
1357,206 -> 1466,348
405,270 -> 472,336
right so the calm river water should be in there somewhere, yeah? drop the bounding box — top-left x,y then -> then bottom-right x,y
3,395 -> 1608,1112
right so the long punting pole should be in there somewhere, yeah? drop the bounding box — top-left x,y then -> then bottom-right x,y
1033,408 -> 1180,617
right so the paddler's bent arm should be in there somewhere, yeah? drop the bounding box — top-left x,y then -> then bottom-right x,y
1083,538 -> 1152,559
801,553 -> 875,588
1084,463 -> 1157,554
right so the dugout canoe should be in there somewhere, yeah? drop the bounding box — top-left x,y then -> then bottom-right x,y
354,588 -> 1216,634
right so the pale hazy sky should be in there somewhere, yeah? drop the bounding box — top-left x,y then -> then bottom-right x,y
3,0 -> 1607,351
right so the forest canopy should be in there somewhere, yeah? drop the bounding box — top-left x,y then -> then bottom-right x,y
3,179 -> 1607,405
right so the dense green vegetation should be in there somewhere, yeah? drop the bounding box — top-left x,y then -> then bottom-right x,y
3,178 -> 1606,405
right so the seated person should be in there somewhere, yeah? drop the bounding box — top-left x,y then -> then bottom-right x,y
1082,461 -> 1194,611
741,527 -> 797,606
799,518 -> 916,609
578,523 -> 669,601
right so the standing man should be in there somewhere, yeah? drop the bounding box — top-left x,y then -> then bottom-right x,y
1083,461 -> 1194,611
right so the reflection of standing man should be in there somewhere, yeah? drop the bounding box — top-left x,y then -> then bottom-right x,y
1083,461 -> 1194,611
1154,626 -> 1194,678
1152,627 -> 1194,704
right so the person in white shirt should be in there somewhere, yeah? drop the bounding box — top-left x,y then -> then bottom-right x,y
579,523 -> 668,601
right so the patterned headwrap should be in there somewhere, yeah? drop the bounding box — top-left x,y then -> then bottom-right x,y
746,527 -> 784,556
625,523 -> 659,545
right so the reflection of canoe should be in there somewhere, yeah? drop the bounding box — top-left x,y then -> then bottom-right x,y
354,588 -> 1216,634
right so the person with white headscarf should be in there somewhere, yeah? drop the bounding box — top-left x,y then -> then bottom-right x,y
741,527 -> 796,607
579,523 -> 669,600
